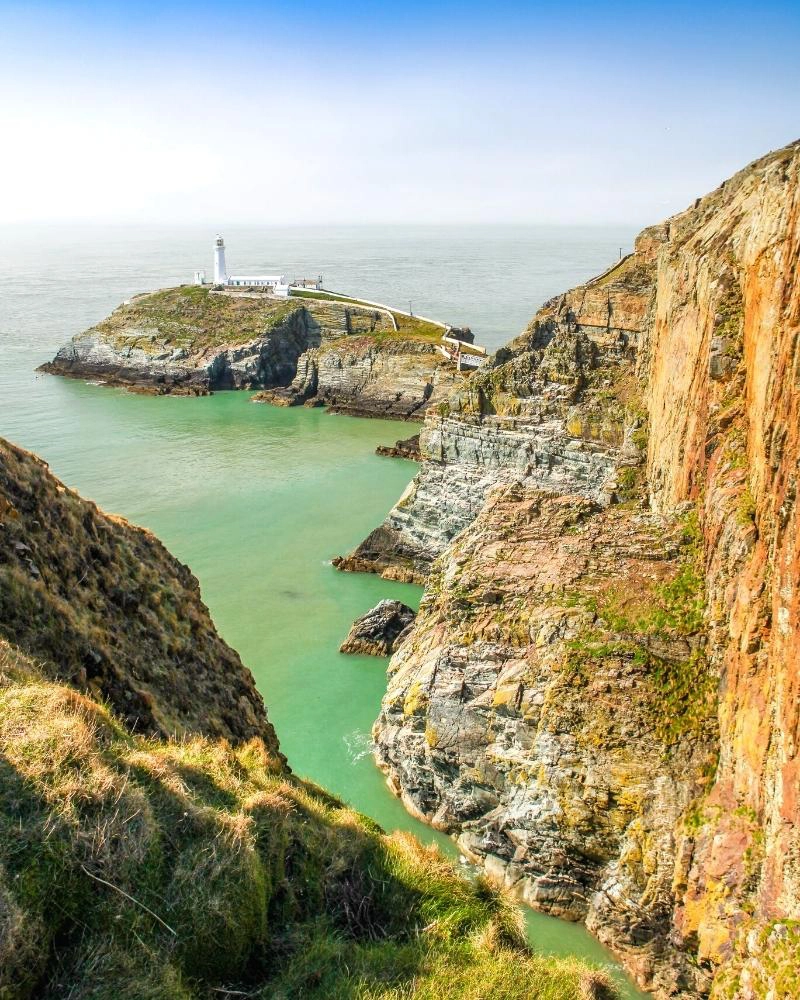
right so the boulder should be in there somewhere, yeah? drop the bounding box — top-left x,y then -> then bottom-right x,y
376,434 -> 421,460
339,600 -> 416,657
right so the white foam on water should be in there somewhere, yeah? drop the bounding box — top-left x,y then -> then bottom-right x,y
343,729 -> 374,764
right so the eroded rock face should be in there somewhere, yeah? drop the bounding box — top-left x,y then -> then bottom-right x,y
374,487 -> 715,996
336,273 -> 651,579
0,437 -> 279,752
258,337 -> 460,420
369,141 -> 800,997
340,600 -> 416,657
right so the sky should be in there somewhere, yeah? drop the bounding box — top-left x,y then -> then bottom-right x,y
1,1 -> 798,226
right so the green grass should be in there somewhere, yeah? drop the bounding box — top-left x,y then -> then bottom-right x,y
98,285 -> 301,353
0,640 -> 614,1000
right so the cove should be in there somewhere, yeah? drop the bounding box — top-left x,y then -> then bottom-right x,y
8,376 -> 647,999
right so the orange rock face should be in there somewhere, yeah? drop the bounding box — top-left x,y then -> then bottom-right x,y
644,145 -> 800,988
556,142 -> 800,991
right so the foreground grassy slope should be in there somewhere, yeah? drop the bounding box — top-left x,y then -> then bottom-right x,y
0,640 -> 611,1000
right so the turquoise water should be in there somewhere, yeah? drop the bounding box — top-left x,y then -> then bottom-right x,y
0,224 -> 646,998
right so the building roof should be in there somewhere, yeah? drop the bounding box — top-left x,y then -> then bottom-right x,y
228,275 -> 286,282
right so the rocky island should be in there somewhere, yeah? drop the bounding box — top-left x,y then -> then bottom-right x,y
41,285 -> 479,420
335,141 -> 800,998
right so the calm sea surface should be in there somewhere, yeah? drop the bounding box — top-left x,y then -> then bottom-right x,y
0,224 -> 646,997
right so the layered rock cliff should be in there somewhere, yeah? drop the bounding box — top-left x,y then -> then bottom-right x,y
0,435 -> 609,1000
363,141 -> 800,997
335,243 -> 650,581
255,334 -> 461,419
42,286 -> 460,419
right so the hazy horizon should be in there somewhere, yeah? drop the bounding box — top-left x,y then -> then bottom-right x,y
2,0 -> 798,227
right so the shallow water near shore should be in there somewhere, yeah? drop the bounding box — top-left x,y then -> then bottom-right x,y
0,224 -> 646,998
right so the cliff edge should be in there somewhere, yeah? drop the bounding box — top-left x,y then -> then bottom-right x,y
0,437 -> 275,747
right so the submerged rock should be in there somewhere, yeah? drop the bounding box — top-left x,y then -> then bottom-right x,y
340,599 -> 416,657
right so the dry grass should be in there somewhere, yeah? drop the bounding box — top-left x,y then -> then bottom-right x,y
0,640 -> 616,1000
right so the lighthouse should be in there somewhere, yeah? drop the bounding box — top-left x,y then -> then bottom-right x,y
199,235 -> 290,295
213,234 -> 227,285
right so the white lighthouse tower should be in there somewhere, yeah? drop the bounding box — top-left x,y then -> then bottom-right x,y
213,234 -> 228,285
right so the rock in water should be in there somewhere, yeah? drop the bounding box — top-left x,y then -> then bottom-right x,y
376,434 -> 421,460
340,600 -> 416,657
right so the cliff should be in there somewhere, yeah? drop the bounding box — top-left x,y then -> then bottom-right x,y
0,436 -> 614,999
41,286 -> 462,420
0,437 -> 274,747
362,141 -> 800,997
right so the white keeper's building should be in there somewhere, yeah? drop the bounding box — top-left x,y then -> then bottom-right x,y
194,235 -> 291,297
